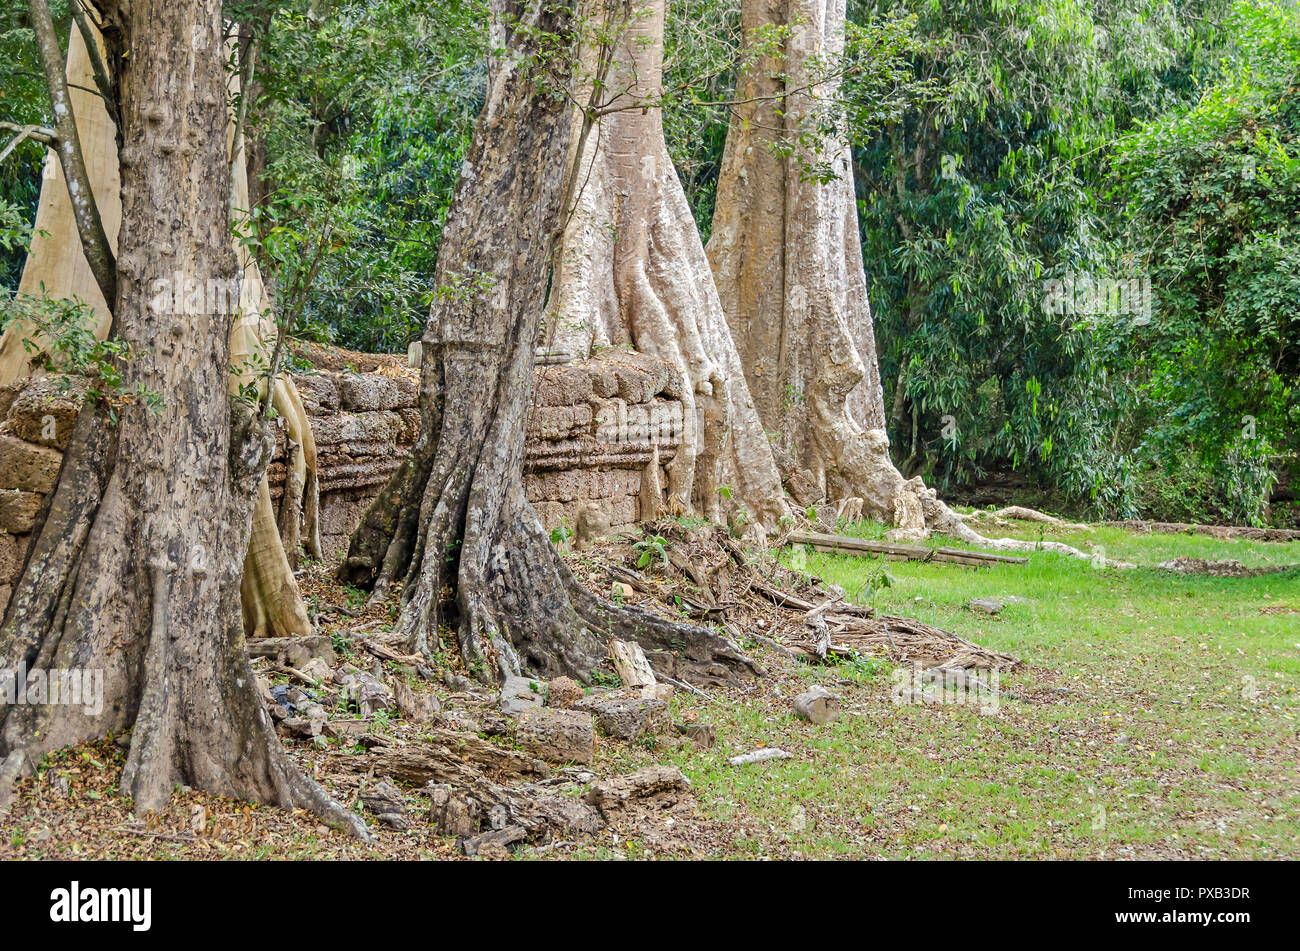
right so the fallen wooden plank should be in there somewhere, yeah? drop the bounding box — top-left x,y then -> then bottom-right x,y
786,530 -> 1028,567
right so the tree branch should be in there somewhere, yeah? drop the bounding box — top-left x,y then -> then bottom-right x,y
71,0 -> 116,117
28,0 -> 117,308
0,122 -> 56,163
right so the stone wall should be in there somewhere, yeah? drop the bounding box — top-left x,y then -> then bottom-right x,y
0,344 -> 683,610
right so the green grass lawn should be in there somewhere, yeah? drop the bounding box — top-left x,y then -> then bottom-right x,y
573,522 -> 1300,859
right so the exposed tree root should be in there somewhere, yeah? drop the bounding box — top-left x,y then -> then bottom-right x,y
0,404 -> 366,839
341,0 -> 761,687
958,506 -> 1093,532
569,519 -> 1020,673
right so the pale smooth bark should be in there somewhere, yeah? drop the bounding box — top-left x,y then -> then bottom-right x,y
544,0 -> 787,532
707,0 -> 1094,560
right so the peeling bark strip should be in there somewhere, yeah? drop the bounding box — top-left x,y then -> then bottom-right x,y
0,0 -> 363,836
343,0 -> 759,684
544,0 -> 787,531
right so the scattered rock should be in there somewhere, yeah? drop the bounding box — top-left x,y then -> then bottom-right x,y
362,729 -> 550,786
574,503 -> 611,550
461,824 -> 527,858
793,686 -> 840,725
586,765 -> 691,819
441,710 -> 483,734
573,694 -> 669,740
299,657 -> 334,685
335,666 -> 393,717
427,783 -> 480,837
515,707 -> 595,765
248,634 -> 337,669
361,779 -> 410,830
394,680 -> 442,724
323,718 -> 372,740
967,597 -> 1005,615
442,671 -> 473,692
922,667 -> 991,691
546,676 -> 584,709
674,722 -> 716,748
276,717 -> 323,739
499,675 -> 545,716
728,748 -> 793,766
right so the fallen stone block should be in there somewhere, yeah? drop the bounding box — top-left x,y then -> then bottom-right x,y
500,675 -> 545,716
585,765 -> 690,819
793,686 -> 840,725
574,694 -> 669,740
515,707 -> 595,765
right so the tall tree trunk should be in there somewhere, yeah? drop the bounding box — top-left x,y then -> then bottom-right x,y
0,0 -> 362,835
707,0 -> 1092,559
342,0 -> 759,683
0,18 -> 317,636
542,0 -> 787,531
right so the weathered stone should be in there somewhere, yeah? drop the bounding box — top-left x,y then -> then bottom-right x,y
546,676 -> 584,709
324,718 -> 372,739
0,533 -> 23,584
585,765 -> 690,819
573,695 -> 669,740
247,634 -> 336,669
426,783 -> 480,837
674,722 -> 716,748
361,779 -> 410,830
500,675 -> 545,716
289,372 -> 340,414
337,372 -> 418,412
0,383 -> 22,421
394,679 -> 442,724
298,657 -> 334,685
793,686 -> 840,725
0,434 -> 62,493
335,667 -> 393,717
6,378 -> 83,450
309,410 -> 404,449
515,707 -> 595,765
0,491 -> 43,534
461,825 -> 526,858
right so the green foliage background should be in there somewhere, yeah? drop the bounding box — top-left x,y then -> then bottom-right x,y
1,0 -> 1296,524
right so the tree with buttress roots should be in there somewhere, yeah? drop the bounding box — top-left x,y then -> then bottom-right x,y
0,0 -> 363,836
341,0 -> 762,683
0,14 -> 322,638
707,0 -> 1095,560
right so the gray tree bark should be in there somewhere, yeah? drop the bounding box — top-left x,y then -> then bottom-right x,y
0,0 -> 363,835
0,17 -> 318,638
342,0 -> 760,683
